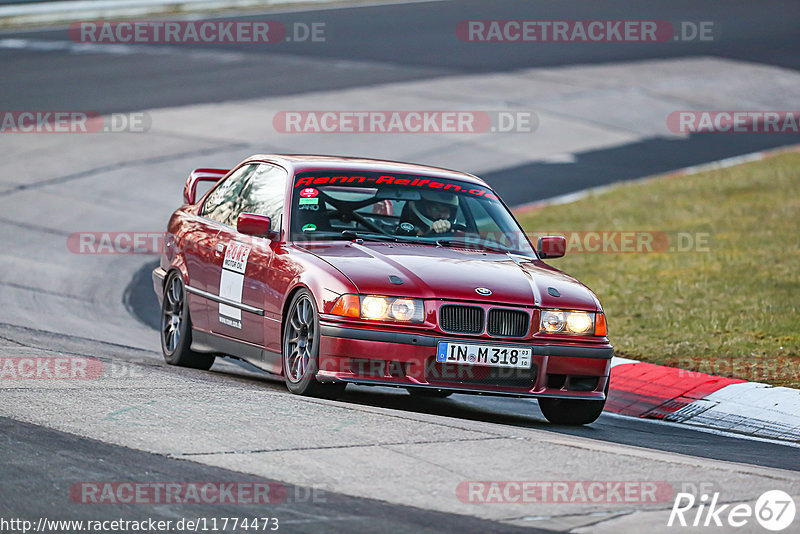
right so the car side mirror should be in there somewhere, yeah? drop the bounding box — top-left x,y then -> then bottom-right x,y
183,168 -> 228,204
537,236 -> 566,259
237,213 -> 279,240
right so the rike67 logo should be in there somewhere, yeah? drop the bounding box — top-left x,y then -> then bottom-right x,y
669,490 -> 796,531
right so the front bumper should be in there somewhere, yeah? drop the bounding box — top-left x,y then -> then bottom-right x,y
317,324 -> 612,400
152,266 -> 166,306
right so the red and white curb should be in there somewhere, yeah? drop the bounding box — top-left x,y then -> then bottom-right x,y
607,356 -> 800,442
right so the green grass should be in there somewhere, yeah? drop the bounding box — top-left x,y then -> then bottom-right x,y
515,151 -> 800,388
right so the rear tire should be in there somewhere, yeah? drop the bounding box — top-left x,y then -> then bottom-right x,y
160,271 -> 215,370
538,379 -> 608,425
283,290 -> 346,399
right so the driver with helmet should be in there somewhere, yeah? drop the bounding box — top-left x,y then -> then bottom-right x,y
398,190 -> 459,236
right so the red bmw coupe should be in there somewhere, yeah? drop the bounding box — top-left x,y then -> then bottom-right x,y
153,155 -> 613,424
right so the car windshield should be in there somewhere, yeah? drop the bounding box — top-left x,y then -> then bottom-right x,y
289,170 -> 535,256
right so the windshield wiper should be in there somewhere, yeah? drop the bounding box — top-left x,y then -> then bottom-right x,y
434,238 -> 512,254
342,232 -> 515,252
340,230 -> 396,242
322,230 -> 527,255
341,230 -> 440,246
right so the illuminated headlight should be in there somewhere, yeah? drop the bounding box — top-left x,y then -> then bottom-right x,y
390,299 -> 417,321
361,296 -> 388,319
362,295 -> 424,322
541,310 -> 565,333
331,294 -> 424,323
540,310 -> 598,335
366,295 -> 424,322
566,312 -> 593,333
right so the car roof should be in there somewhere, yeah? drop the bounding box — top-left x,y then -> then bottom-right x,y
242,154 -> 490,188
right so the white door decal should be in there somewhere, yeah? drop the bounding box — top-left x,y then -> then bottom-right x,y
218,241 -> 251,329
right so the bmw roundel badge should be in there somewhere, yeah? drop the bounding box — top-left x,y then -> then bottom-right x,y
475,287 -> 492,296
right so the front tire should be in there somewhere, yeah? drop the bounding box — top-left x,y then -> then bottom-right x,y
538,379 -> 608,425
160,271 -> 215,370
283,290 -> 345,398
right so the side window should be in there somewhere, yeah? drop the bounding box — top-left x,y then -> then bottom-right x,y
463,196 -> 531,252
464,196 -> 502,234
202,164 -> 258,225
237,164 -> 288,229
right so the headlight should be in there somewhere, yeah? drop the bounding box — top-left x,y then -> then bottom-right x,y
361,296 -> 389,319
390,299 -> 417,321
566,312 -> 592,334
541,310 -> 565,333
540,310 -> 605,335
331,294 -> 424,323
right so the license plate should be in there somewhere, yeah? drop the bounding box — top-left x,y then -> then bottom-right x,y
436,342 -> 532,369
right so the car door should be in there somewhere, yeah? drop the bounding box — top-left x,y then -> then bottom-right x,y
179,216 -> 219,333
210,163 -> 288,371
191,163 -> 258,332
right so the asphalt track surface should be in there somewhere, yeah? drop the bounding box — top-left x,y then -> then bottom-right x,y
3,0 -> 800,111
1,416 -> 544,534
2,316 -> 799,532
3,0 -> 800,203
126,259 -> 800,472
1,1 -> 800,532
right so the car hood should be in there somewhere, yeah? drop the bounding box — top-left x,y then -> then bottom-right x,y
299,242 -> 600,310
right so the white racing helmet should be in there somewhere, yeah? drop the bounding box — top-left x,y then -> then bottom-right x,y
410,190 -> 459,227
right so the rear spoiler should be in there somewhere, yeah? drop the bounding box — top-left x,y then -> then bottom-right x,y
183,168 -> 229,205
